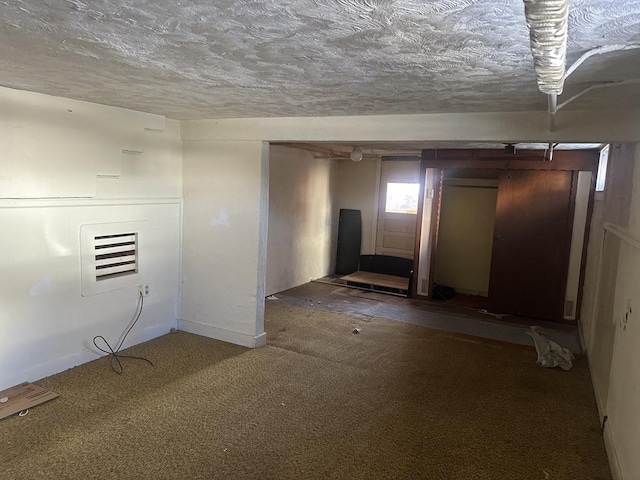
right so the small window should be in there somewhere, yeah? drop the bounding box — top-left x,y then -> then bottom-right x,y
385,182 -> 420,214
595,145 -> 609,192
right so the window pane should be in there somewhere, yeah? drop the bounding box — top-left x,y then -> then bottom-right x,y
385,182 -> 419,214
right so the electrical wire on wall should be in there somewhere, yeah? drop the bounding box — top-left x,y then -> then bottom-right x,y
92,292 -> 154,374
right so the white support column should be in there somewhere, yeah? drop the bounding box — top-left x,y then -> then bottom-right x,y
180,140 -> 269,347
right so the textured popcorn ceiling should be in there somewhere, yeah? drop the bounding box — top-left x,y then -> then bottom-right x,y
0,0 -> 639,120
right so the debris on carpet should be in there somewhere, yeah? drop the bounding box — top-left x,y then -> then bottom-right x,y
526,326 -> 575,370
0,382 -> 59,420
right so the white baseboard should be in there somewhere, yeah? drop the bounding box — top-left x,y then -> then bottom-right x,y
603,422 -> 623,480
117,319 -> 179,352
584,341 -> 625,480
0,351 -> 88,392
178,318 -> 267,348
0,319 -> 177,391
586,354 -> 607,425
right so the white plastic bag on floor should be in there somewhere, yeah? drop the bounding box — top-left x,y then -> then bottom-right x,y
526,326 -> 575,371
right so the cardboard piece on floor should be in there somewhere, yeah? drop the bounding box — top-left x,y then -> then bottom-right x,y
0,382 -> 59,420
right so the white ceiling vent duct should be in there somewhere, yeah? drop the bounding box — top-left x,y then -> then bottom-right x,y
523,0 -> 569,95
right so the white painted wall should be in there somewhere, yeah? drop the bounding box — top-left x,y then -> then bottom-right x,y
580,143 -> 639,480
335,158 -> 380,255
1,87 -> 169,199
0,88 -> 182,390
180,140 -> 268,348
266,146 -> 338,296
434,179 -> 498,296
605,144 -> 640,480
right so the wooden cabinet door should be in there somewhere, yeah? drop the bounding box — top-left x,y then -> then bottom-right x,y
488,170 -> 574,321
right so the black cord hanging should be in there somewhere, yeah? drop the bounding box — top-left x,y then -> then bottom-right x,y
92,293 -> 154,374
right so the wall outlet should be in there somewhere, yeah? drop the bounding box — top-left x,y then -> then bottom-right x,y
137,284 -> 150,297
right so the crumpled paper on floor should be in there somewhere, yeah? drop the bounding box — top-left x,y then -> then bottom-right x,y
526,326 -> 575,370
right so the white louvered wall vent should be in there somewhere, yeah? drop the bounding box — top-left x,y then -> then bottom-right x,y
95,233 -> 138,281
81,221 -> 147,296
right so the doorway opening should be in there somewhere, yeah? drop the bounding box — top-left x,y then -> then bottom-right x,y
433,169 -> 500,310
413,149 -> 599,323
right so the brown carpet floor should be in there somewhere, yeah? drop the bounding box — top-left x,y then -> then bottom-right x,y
1,303 -> 609,480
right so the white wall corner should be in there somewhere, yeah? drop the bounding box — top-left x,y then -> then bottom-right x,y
585,353 -> 607,420
255,141 -> 270,336
266,145 -> 340,295
576,319 -> 588,354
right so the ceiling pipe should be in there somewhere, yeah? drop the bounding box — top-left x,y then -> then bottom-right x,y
545,142 -> 558,161
564,44 -> 640,80
547,44 -> 640,131
548,94 -> 558,131
524,0 -> 640,132
556,79 -> 640,112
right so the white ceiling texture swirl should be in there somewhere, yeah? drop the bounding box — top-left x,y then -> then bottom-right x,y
0,0 -> 638,119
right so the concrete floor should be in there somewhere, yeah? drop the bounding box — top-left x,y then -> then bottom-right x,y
271,281 -> 582,354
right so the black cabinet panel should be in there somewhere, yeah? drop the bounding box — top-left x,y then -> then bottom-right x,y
335,209 -> 362,275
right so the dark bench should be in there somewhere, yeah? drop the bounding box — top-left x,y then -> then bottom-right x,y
339,254 -> 414,296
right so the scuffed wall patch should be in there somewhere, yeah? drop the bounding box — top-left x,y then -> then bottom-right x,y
211,210 -> 231,228
29,276 -> 54,296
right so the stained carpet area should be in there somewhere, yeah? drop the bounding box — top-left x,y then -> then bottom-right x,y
1,303 -> 608,480
281,282 -> 582,354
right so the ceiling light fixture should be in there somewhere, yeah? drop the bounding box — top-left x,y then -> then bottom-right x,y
523,0 -> 569,95
350,147 -> 364,162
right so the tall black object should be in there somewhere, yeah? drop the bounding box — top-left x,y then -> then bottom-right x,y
335,209 -> 362,275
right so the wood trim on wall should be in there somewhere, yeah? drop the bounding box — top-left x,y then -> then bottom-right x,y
411,159 -> 427,298
559,171 -> 580,323
421,149 -> 600,172
428,169 -> 444,300
575,170 -> 598,321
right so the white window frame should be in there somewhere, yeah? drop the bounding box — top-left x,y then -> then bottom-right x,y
595,144 -> 609,196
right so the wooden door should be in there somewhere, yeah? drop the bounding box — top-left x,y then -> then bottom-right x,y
488,170 -> 574,321
376,160 -> 420,259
